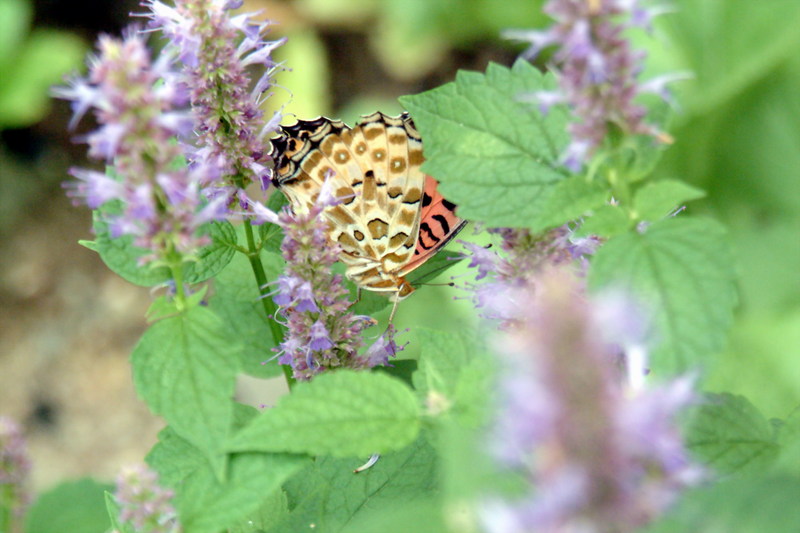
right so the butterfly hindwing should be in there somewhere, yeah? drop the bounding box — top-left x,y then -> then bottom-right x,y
271,112 -> 464,297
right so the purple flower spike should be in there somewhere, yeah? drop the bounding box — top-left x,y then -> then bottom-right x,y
145,0 -> 287,210
507,0 -> 677,169
271,190 -> 396,381
115,464 -> 180,532
54,29 -> 227,265
480,270 -> 699,532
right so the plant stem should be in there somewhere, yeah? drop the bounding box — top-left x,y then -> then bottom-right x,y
242,219 -> 295,388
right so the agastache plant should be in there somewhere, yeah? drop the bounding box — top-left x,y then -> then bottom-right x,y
144,0 -> 286,205
266,179 -> 405,380
53,29 -> 226,291
480,270 -> 699,533
36,0 -> 750,530
113,464 -> 181,533
0,417 -> 30,532
504,0 -> 674,170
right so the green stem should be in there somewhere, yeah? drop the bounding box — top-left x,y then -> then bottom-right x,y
168,250 -> 187,313
242,219 -> 295,388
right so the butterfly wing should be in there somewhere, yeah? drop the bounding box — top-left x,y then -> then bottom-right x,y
271,112 -> 426,294
398,175 -> 467,277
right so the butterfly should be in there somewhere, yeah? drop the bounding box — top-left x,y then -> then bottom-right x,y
270,111 -> 466,301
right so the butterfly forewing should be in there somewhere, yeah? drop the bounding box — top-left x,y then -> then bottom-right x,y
271,112 -> 464,297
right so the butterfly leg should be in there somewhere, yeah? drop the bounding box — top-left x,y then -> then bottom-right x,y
387,294 -> 401,325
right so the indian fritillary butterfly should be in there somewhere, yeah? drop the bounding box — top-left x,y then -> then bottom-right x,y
270,112 -> 466,300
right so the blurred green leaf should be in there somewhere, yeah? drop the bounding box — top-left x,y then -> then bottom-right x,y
529,175 -> 610,232
0,0 -> 31,64
401,61 -> 570,228
0,29 -> 85,127
25,479 -> 113,533
661,0 -> 800,115
644,475 -> 800,533
684,393 -> 779,475
589,217 -> 737,375
633,179 -> 706,222
577,204 -> 631,238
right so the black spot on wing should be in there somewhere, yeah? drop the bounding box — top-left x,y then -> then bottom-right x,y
432,214 -> 451,235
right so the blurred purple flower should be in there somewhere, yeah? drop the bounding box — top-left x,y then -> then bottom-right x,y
54,30 -> 226,265
144,0 -> 286,207
0,416 -> 31,520
480,270 -> 699,533
115,464 -> 181,533
505,0 -> 676,169
460,225 -> 600,321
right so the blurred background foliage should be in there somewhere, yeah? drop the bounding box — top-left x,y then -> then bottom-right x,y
0,0 -> 799,502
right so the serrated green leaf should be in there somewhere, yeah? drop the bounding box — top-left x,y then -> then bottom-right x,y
577,204 -> 632,238
132,306 -> 241,476
92,206 -> 172,286
271,434 -> 437,532
643,475 -> 800,533
230,370 -> 420,457
183,220 -> 237,283
25,479 -> 114,533
147,426 -> 307,533
207,250 -> 284,378
633,180 -> 706,222
400,60 -> 571,228
92,204 -> 236,287
684,393 -> 779,474
529,175 -> 610,232
588,217 -> 737,374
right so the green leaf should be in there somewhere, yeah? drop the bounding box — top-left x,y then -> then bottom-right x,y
412,328 -> 492,426
104,491 -> 135,533
25,479 -> 114,533
91,205 -> 236,287
775,406 -> 800,475
577,204 -> 632,238
0,0 -> 31,62
183,220 -> 238,283
407,250 -> 463,287
0,29 -> 86,127
588,217 -> 737,374
230,370 -> 421,457
229,489 -> 290,533
147,427 -> 307,533
270,434 -> 437,532
644,475 -> 800,533
684,393 -> 779,474
400,60 -> 571,228
131,306 -> 241,475
528,175 -> 610,232
660,1 -> 800,115
633,180 -> 706,222
207,250 -> 284,378
92,206 -> 171,286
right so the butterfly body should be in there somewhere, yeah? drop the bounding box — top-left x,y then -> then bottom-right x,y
270,112 -> 465,299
